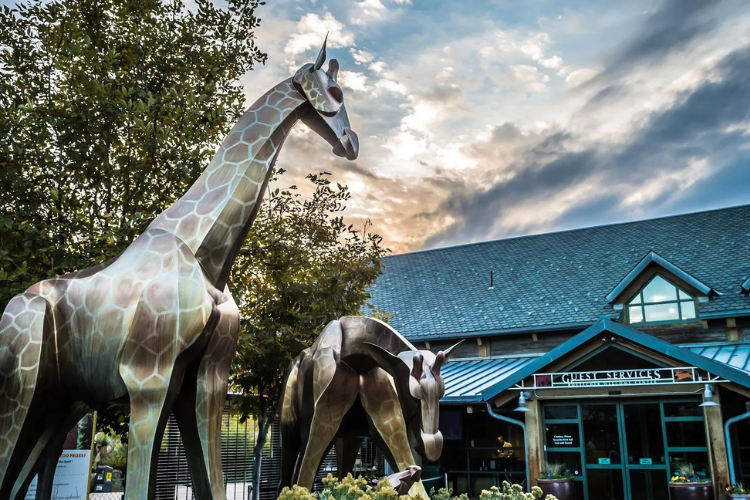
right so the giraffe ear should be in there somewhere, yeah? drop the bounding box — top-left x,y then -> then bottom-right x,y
327,59 -> 339,81
314,33 -> 328,70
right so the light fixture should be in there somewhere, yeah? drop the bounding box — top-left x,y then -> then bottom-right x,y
699,384 -> 720,407
514,391 -> 532,412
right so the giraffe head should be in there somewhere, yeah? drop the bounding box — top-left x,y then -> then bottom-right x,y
293,36 -> 359,160
364,340 -> 464,462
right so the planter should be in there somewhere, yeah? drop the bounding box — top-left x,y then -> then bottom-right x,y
727,494 -> 750,499
669,481 -> 714,500
538,478 -> 575,500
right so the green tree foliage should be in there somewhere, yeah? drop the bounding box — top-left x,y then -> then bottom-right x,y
0,0 -> 266,304
0,2 -> 390,494
230,171 -> 388,500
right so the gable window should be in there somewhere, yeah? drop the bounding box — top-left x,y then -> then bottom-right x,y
627,275 -> 697,324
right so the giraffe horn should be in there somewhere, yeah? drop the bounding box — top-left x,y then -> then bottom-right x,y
314,33 -> 328,70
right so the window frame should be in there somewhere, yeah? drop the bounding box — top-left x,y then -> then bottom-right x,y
625,274 -> 699,326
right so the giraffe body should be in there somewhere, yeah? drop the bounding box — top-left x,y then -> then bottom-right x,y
0,40 -> 357,500
279,316 -> 462,499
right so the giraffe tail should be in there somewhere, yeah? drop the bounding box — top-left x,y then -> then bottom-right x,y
0,292 -> 49,496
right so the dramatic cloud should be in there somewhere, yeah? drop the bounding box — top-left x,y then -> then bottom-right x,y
241,0 -> 750,253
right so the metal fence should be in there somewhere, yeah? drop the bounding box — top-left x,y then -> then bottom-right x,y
149,401 -> 383,500
79,399 -> 383,499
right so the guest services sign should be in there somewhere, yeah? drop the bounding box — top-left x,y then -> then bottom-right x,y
533,367 -> 698,389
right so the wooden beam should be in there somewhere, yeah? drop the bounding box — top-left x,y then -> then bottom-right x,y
726,318 -> 741,341
525,397 -> 543,489
703,388 -> 729,498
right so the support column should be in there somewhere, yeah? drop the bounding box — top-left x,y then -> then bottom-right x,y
703,388 -> 729,498
525,397 -> 543,488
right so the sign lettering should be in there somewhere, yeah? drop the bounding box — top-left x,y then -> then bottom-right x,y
534,367 -> 697,389
25,450 -> 91,500
552,434 -> 574,446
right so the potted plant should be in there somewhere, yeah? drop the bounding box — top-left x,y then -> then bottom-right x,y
538,462 -> 576,500
725,483 -> 750,499
670,463 -> 713,500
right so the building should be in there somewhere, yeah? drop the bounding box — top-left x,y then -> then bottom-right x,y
365,205 -> 750,500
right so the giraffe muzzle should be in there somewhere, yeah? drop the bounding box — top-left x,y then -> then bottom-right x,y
332,128 -> 359,160
421,430 -> 444,462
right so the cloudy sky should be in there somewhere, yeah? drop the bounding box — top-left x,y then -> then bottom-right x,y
247,0 -> 750,254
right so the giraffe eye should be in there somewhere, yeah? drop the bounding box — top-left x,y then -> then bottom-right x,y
328,86 -> 343,104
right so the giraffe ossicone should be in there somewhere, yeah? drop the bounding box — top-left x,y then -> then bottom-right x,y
0,38 -> 358,500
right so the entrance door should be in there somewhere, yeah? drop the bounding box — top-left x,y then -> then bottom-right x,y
582,403 -> 668,500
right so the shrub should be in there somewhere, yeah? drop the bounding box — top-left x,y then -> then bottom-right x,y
479,482 -> 557,500
278,485 -> 318,500
429,488 -> 468,500
278,474 -> 476,500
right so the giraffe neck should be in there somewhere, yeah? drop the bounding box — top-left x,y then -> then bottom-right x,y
150,78 -> 308,288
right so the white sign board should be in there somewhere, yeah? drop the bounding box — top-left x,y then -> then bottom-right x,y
25,450 -> 91,500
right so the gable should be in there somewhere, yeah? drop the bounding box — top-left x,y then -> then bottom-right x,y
480,319 -> 750,401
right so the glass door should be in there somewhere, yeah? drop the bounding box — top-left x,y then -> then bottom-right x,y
582,404 -> 625,500
581,403 -> 669,500
622,403 -> 668,500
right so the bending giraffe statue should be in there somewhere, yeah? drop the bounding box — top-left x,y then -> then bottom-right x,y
0,38 -> 358,500
279,316 -> 462,498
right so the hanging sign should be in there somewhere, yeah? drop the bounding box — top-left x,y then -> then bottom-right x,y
25,450 -> 91,500
533,367 -> 697,389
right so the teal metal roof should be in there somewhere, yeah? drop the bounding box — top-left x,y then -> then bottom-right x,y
438,339 -> 750,404
479,319 -> 750,401
440,356 -> 538,403
687,342 -> 750,373
366,205 -> 750,340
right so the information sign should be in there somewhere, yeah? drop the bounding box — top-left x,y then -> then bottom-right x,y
552,434 -> 575,446
25,450 -> 91,500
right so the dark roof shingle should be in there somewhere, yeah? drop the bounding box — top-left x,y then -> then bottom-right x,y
367,205 -> 750,340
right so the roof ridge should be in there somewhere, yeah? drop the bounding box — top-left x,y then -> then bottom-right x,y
388,202 -> 750,258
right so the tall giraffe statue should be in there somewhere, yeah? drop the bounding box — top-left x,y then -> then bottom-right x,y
0,38 -> 358,500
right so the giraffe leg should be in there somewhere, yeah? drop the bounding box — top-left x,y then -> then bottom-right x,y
360,367 -> 428,499
279,358 -> 302,494
119,298 -> 202,500
336,436 -> 364,480
122,368 -> 185,500
295,359 -> 359,489
0,293 -> 56,499
173,294 -> 239,500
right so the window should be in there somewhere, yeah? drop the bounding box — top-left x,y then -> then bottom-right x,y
627,275 -> 697,324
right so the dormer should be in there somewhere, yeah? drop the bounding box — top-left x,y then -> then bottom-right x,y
606,251 -> 717,325
741,276 -> 750,295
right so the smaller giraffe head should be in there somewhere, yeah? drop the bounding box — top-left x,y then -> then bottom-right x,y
293,36 -> 359,160
364,340 -> 464,462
